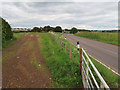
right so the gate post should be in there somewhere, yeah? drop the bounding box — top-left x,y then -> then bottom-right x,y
79,48 -> 82,73
77,41 -> 82,74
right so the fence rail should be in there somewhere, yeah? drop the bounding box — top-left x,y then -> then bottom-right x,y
81,48 -> 110,89
50,32 -> 110,89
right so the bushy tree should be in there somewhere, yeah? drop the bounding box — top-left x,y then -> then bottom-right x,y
1,17 -> 13,43
43,26 -> 52,32
70,27 -> 78,34
54,26 -> 62,32
31,27 -> 41,32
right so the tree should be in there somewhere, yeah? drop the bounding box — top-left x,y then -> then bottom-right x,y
1,17 -> 13,43
54,26 -> 62,32
70,27 -> 78,34
31,27 -> 41,32
42,25 -> 53,32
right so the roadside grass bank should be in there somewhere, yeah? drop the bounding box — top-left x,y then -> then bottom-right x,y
90,56 -> 119,88
2,33 -> 25,48
37,33 -> 82,88
55,32 -> 119,88
75,32 -> 119,45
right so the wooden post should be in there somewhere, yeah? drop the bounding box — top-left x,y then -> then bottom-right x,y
79,48 -> 82,72
65,43 -> 67,54
70,45 -> 72,60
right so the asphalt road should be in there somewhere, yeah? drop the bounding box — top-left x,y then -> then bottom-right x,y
63,34 -> 119,75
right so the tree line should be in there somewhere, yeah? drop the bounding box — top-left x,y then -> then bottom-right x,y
31,26 -> 78,34
31,26 -> 63,32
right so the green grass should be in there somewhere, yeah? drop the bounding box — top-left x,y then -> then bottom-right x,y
49,32 -> 119,88
2,33 -> 25,48
75,32 -> 119,45
37,33 -> 82,88
90,56 -> 120,88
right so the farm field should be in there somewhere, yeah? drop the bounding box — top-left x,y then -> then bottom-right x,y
75,32 -> 119,45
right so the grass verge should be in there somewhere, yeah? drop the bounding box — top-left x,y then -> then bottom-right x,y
52,32 -> 120,88
75,32 -> 119,45
37,33 -> 82,88
90,56 -> 119,88
37,32 -> 119,88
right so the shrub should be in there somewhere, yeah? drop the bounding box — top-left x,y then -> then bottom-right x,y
70,27 -> 78,34
1,17 -> 13,43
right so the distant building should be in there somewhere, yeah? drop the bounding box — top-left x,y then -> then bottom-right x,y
12,28 -> 32,31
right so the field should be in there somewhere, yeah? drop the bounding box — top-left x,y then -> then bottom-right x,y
75,32 -> 119,45
2,32 -> 120,88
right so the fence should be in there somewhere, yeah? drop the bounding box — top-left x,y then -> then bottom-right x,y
50,32 -> 110,89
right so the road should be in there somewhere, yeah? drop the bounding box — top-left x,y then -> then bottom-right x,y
63,34 -> 119,75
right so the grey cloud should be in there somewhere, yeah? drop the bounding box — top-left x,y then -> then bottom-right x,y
1,2 -> 118,29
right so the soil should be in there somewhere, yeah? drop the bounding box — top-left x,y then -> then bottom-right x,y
2,33 -> 52,88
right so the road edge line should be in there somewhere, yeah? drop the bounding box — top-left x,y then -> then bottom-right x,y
63,35 -> 120,77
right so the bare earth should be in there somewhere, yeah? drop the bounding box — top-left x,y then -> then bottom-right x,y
2,33 -> 52,88
63,34 -> 119,75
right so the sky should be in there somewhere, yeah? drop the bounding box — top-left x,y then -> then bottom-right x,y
1,2 -> 118,30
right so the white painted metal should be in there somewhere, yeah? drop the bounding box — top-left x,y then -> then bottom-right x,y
82,55 -> 99,88
82,48 -> 110,90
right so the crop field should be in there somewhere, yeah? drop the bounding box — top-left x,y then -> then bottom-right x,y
75,32 -> 119,45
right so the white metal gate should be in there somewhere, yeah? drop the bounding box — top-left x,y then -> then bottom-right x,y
81,48 -> 110,90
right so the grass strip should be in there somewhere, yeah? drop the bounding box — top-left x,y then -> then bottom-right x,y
37,33 -> 82,88
75,32 -> 119,45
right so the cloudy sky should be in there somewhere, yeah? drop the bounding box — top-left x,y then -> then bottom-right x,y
1,2 -> 118,30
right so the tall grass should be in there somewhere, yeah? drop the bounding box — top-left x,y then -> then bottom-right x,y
75,32 -> 119,45
37,33 -> 82,88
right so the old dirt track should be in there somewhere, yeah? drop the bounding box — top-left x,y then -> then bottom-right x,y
63,34 -> 119,75
2,33 -> 52,88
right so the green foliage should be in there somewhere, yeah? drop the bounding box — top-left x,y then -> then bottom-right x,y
53,26 -> 62,32
43,26 -> 53,32
70,27 -> 78,34
31,27 -> 42,32
75,32 -> 119,45
1,17 -> 13,43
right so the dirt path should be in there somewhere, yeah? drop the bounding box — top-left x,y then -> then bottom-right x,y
2,33 -> 52,88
